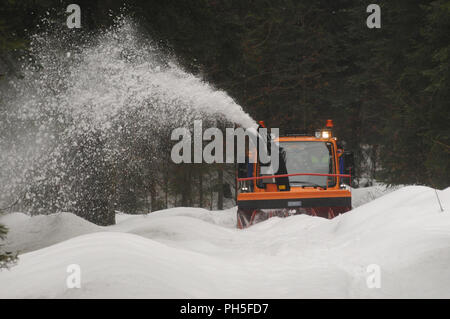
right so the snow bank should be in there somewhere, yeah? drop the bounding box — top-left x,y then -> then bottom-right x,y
0,186 -> 449,298
0,212 -> 101,254
351,183 -> 401,208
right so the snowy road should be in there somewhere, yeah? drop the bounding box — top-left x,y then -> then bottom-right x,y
0,185 -> 449,298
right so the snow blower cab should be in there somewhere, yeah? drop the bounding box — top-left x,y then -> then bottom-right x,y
236,120 -> 353,228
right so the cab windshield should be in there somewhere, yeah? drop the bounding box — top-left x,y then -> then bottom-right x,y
278,141 -> 335,187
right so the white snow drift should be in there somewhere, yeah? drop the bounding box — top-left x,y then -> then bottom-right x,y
0,185 -> 449,298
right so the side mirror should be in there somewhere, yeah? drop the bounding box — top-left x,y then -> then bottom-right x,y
343,151 -> 354,175
259,165 -> 275,184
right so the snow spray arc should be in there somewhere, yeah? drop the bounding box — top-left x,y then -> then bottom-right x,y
0,17 -> 254,220
170,120 -> 280,172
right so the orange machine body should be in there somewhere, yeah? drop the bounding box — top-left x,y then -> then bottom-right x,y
236,132 -> 351,228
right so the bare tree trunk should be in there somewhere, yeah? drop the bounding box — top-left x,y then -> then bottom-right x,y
210,172 -> 214,210
163,166 -> 169,208
188,169 -> 192,206
199,170 -> 203,207
234,163 -> 238,205
217,166 -> 224,210
150,188 -> 156,213
181,168 -> 192,206
371,144 -> 378,182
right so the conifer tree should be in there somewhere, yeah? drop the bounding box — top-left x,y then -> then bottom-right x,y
0,223 -> 17,269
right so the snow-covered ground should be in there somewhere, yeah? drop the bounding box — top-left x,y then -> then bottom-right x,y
351,183 -> 402,208
0,185 -> 449,298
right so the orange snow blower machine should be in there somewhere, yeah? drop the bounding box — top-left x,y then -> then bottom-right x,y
236,120 -> 354,228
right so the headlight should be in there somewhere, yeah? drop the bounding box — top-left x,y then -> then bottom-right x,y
321,131 -> 330,139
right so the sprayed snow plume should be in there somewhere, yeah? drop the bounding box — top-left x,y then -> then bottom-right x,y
0,18 -> 254,220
